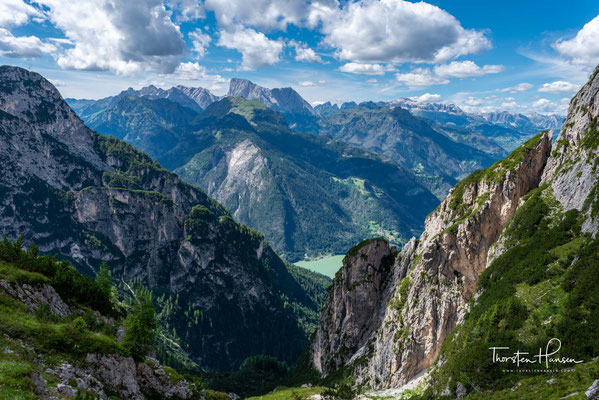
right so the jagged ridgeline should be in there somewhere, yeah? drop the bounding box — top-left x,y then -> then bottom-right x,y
69,89 -> 439,261
308,65 -> 599,398
0,65 -> 330,371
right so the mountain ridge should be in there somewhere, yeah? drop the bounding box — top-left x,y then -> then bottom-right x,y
0,65 -> 329,371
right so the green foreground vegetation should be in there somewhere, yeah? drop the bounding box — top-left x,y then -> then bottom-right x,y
0,237 -> 212,399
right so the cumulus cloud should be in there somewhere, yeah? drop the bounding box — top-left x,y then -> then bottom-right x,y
538,81 -> 580,94
320,0 -> 491,64
36,0 -> 185,75
531,98 -> 558,113
410,93 -> 442,102
203,0 -> 308,31
498,82 -> 533,93
189,28 -> 211,58
339,62 -> 387,75
290,41 -> 323,63
218,27 -> 283,70
0,0 -> 43,27
501,101 -> 519,110
463,96 -> 485,106
395,68 -> 449,86
433,60 -> 504,78
0,28 -> 56,58
553,15 -> 599,66
172,61 -> 225,82
168,0 -> 205,22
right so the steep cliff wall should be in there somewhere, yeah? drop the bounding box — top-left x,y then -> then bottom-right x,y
310,131 -> 552,388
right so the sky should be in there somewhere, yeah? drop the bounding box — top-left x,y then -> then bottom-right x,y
2,0 -> 599,115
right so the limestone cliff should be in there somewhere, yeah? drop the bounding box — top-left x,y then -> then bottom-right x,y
310,131 -> 552,387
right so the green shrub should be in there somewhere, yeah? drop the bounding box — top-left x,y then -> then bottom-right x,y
123,291 -> 157,361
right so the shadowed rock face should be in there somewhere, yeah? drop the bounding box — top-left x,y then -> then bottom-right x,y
311,238 -> 398,373
0,65 -> 325,371
311,131 -> 552,387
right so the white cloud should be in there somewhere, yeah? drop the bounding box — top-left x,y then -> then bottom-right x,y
501,101 -> 519,110
48,78 -> 66,87
433,60 -> 504,78
538,81 -> 580,94
0,28 -> 56,58
203,0 -> 308,31
553,15 -> 599,67
339,62 -> 387,75
297,80 -> 325,87
395,68 -> 449,86
531,98 -> 558,113
0,0 -> 43,27
37,0 -> 185,75
366,78 -> 377,83
218,27 -> 283,70
140,61 -> 227,93
320,0 -> 491,64
463,96 -> 485,106
498,82 -> 533,93
189,28 -> 211,58
410,93 -> 442,102
172,62 -> 225,82
168,0 -> 205,22
290,41 -> 323,63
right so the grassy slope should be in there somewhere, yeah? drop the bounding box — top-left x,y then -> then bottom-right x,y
0,240 -> 214,399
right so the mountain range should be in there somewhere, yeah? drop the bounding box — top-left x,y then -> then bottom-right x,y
0,61 -> 596,400
68,90 -> 438,261
66,79 -> 562,260
0,65 -> 330,372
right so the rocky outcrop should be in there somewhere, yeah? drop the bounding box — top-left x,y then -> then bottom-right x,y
587,380 -> 599,400
39,354 -> 202,399
0,279 -> 70,317
0,65 -> 323,370
0,270 -> 205,400
311,239 -> 397,373
310,132 -> 552,387
541,66 -> 599,235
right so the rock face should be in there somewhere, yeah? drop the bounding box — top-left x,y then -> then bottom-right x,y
587,380 -> 599,400
541,66 -> 599,235
310,131 -> 552,387
311,239 -> 397,373
119,85 -> 218,112
0,65 -> 325,371
227,78 -> 319,132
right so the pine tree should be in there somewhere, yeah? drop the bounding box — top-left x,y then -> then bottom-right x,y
95,262 -> 112,302
123,291 -> 157,360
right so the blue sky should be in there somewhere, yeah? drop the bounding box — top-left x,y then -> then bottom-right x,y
2,0 -> 599,115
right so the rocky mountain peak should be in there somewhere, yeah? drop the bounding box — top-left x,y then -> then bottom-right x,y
227,78 -> 317,117
310,131 -> 553,388
0,65 -> 104,171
